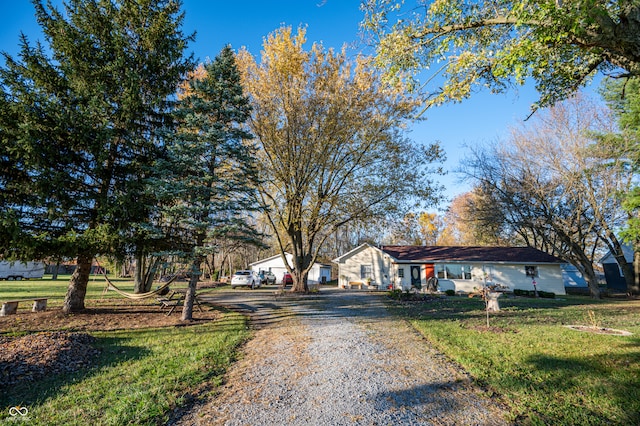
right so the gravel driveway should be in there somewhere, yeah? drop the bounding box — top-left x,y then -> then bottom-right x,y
172,287 -> 510,425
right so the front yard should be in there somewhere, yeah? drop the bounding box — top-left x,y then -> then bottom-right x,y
0,277 -> 249,425
391,294 -> 640,425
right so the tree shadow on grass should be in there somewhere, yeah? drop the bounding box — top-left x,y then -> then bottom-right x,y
513,340 -> 640,425
0,335 -> 151,415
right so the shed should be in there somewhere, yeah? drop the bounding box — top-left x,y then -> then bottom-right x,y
599,244 -> 634,292
250,253 -> 332,285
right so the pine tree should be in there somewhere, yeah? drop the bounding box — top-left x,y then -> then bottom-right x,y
154,46 -> 260,320
0,0 -> 194,313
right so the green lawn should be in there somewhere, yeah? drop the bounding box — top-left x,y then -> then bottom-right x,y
0,274 -> 193,305
0,275 -> 249,425
391,294 -> 640,425
4,278 -> 640,425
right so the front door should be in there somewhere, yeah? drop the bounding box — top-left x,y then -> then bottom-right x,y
411,265 -> 421,289
424,264 -> 434,279
424,264 -> 436,291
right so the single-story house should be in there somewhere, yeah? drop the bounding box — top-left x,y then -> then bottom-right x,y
332,244 -> 566,295
250,253 -> 332,285
600,244 -> 635,292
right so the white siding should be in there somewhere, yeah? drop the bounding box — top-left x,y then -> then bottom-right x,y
335,245 -> 390,288
308,266 -> 332,284
251,253 -> 331,284
437,263 -> 565,295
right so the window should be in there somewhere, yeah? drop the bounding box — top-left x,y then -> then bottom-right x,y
525,266 -> 538,278
360,264 -> 372,279
436,264 -> 472,280
397,267 -> 404,278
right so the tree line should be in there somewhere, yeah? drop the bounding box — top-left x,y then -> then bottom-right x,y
0,0 -> 443,319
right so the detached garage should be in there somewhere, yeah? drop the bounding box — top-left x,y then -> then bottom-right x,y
250,253 -> 332,285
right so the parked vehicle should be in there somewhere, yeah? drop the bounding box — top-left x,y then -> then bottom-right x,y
0,261 -> 45,280
283,272 -> 293,286
259,271 -> 276,285
231,270 -> 261,289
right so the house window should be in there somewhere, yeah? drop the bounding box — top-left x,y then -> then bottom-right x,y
360,264 -> 372,279
525,266 -> 538,278
397,267 -> 404,278
436,264 -> 472,280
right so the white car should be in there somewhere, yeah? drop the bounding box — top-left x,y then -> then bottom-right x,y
230,270 -> 261,289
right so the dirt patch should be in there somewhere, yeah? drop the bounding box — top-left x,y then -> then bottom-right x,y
0,299 -> 222,334
0,332 -> 99,388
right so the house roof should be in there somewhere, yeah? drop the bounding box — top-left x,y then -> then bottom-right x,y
250,252 -> 332,268
380,245 -> 564,264
249,253 -> 292,267
599,243 -> 634,264
332,243 -> 380,263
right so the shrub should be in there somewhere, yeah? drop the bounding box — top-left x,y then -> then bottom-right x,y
514,289 -> 555,298
538,290 -> 556,299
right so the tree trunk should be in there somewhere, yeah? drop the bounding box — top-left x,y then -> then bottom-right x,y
133,253 -> 162,293
290,251 -> 311,293
634,247 -> 640,295
582,266 -> 601,299
134,251 -> 146,293
181,257 -> 201,321
143,257 -> 161,293
63,253 -> 92,313
291,271 -> 309,293
52,261 -> 60,280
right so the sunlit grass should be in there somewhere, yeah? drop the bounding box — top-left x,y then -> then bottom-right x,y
0,274 -> 200,307
0,310 -> 249,425
394,295 -> 640,425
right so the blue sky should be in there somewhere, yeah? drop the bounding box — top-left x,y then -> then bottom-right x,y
0,1 -> 563,209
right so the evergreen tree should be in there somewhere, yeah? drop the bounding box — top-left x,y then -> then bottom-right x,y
154,46 -> 260,320
0,0 -> 193,313
600,77 -> 640,293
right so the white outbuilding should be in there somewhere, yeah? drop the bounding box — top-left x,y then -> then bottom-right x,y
250,253 -> 332,285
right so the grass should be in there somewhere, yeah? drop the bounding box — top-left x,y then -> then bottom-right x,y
0,274 -> 195,306
391,294 -> 640,425
0,275 -> 249,425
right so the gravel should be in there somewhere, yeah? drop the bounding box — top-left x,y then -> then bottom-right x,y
173,289 -> 510,425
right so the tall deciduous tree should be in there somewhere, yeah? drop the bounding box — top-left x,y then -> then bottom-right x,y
441,192 -> 506,246
236,26 -> 444,292
463,94 -> 633,297
154,46 -> 259,320
362,0 -> 640,112
0,0 -> 193,312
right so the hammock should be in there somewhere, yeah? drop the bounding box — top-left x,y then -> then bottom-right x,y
95,256 -> 180,300
103,274 -> 177,300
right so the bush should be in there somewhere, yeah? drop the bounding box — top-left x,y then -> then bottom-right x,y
387,289 -> 436,302
388,289 -> 404,300
514,289 -> 555,298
